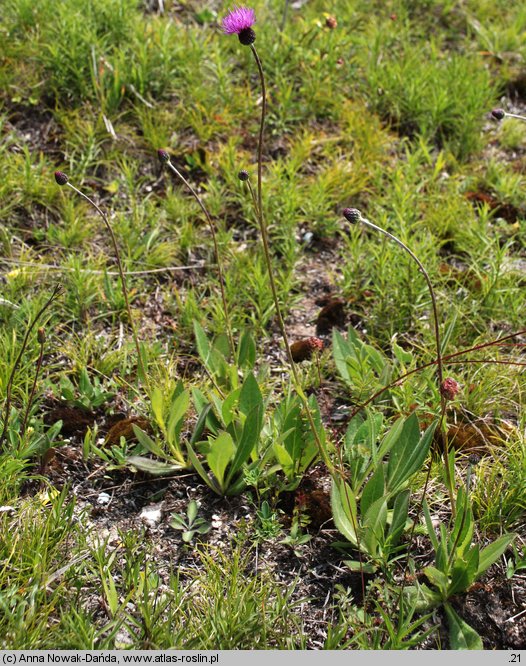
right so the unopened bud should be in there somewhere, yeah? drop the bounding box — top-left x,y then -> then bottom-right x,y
54,171 -> 69,186
325,16 -> 337,29
342,208 -> 362,224
491,108 -> 506,121
37,327 -> 46,344
157,149 -> 170,164
238,169 -> 249,181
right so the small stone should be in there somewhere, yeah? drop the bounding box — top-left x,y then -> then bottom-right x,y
140,503 -> 163,527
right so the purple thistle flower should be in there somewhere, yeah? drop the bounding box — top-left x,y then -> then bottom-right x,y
222,6 -> 256,45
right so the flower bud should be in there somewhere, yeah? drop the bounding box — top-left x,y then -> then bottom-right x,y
440,378 -> 460,401
238,169 -> 249,181
157,149 -> 170,164
37,327 -> 46,344
342,208 -> 362,224
54,171 -> 69,186
491,108 -> 506,121
325,16 -> 337,29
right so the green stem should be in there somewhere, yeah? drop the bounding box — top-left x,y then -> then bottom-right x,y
66,182 -> 148,390
164,160 -> 234,357
0,285 -> 62,448
356,214 -> 444,389
20,337 -> 44,438
249,43 -> 334,474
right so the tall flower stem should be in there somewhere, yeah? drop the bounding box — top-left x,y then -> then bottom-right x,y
0,285 -> 62,448
346,209 -> 444,389
248,44 -> 334,474
20,328 -> 46,438
344,208 -> 456,507
162,157 -> 234,357
63,179 -> 148,389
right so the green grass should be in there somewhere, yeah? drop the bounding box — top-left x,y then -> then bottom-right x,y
1,0 -> 525,650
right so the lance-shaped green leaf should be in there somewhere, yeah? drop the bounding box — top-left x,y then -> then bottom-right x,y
207,431 -> 235,493
226,402 -> 264,484
386,416 -> 436,493
444,603 -> 483,650
477,533 -> 516,577
331,478 -> 359,547
126,456 -> 185,476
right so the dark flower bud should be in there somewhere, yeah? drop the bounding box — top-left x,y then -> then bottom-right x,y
342,208 -> 362,224
325,16 -> 337,29
238,27 -> 256,45
468,453 -> 480,466
440,377 -> 460,401
54,171 -> 69,186
238,169 -> 249,181
491,108 -> 506,121
157,149 -> 170,164
37,327 -> 46,344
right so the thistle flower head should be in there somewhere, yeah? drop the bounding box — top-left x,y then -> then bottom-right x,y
238,169 -> 250,181
491,108 -> 506,121
222,6 -> 256,45
342,207 -> 362,224
157,149 -> 170,164
54,171 -> 69,186
440,377 -> 460,401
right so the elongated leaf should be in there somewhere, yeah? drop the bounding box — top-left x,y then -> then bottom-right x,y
187,499 -> 198,524
167,389 -> 190,445
332,329 -> 351,383
477,533 -> 516,576
131,425 -> 166,459
226,403 -> 263,482
444,603 -> 483,650
360,464 -> 385,517
386,417 -> 436,493
207,431 -> 235,492
186,440 -> 221,494
376,415 -> 405,461
273,443 -> 294,479
448,547 -> 479,596
126,456 -> 184,475
423,565 -> 449,596
362,496 -> 388,557
194,320 -> 211,367
238,329 -> 256,369
150,387 -> 165,431
239,373 -> 263,418
423,499 -> 440,553
387,488 -> 410,547
331,478 -> 359,547
190,403 -> 212,447
221,388 -> 241,427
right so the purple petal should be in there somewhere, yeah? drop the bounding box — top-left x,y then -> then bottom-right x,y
222,6 -> 256,35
